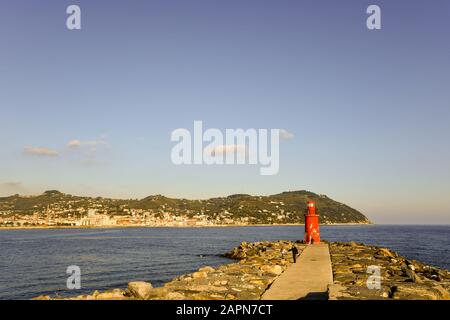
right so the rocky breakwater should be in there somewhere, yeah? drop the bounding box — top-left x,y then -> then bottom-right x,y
328,242 -> 450,300
34,240 -> 303,300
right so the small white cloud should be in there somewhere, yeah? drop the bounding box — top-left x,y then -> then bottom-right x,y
280,129 -> 294,140
67,139 -> 107,149
24,147 -> 59,157
67,140 -> 82,148
67,138 -> 110,165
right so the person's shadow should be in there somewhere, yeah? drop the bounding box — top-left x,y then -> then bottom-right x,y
298,292 -> 328,300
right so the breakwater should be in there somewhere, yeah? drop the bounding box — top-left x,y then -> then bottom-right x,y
35,240 -> 450,300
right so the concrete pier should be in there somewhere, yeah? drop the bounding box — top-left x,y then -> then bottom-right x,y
261,243 -> 333,300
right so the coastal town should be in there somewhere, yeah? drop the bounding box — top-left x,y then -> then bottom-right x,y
0,207 -> 254,228
0,197 -> 251,228
0,190 -> 370,228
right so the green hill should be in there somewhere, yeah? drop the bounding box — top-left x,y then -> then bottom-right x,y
0,190 -> 371,224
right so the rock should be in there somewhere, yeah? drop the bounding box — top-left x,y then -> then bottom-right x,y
213,280 -> 228,286
390,284 -> 443,300
234,291 -> 260,300
433,285 -> 450,300
166,292 -> 185,300
421,268 -> 444,281
260,265 -> 283,276
402,265 -> 423,283
192,271 -> 208,279
198,266 -> 215,273
248,279 -> 266,286
191,292 -> 226,300
71,295 -> 87,300
328,284 -> 353,300
376,248 -> 396,258
188,284 -> 228,293
146,287 -> 169,300
33,295 -> 51,300
334,266 -> 352,274
95,289 -> 127,300
240,284 -> 256,290
127,281 -> 153,299
226,293 -> 236,299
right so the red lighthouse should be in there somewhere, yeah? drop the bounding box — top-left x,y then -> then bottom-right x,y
304,201 -> 320,244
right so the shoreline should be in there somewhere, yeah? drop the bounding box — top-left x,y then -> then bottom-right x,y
0,222 -> 372,231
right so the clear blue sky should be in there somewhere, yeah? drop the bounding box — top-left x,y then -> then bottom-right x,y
1,0 -> 449,224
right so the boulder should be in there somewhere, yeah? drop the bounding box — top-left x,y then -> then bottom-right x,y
166,291 -> 185,300
328,284 -> 352,300
390,284 -> 443,300
376,248 -> 396,258
127,281 -> 153,299
146,287 -> 169,299
213,280 -> 228,286
198,266 -> 215,273
192,271 -> 208,279
260,264 -> 283,276
402,265 -> 422,283
33,295 -> 51,300
188,284 -> 228,293
95,289 -> 127,300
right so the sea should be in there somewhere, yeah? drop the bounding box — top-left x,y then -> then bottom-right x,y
0,225 -> 448,300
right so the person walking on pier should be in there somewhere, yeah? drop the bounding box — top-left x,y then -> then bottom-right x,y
289,245 -> 299,263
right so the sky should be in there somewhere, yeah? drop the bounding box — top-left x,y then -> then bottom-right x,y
1,0 -> 449,224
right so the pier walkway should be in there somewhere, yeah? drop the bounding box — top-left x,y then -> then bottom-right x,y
261,243 -> 333,300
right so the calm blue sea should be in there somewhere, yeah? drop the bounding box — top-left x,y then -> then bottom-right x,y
0,225 -> 448,300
